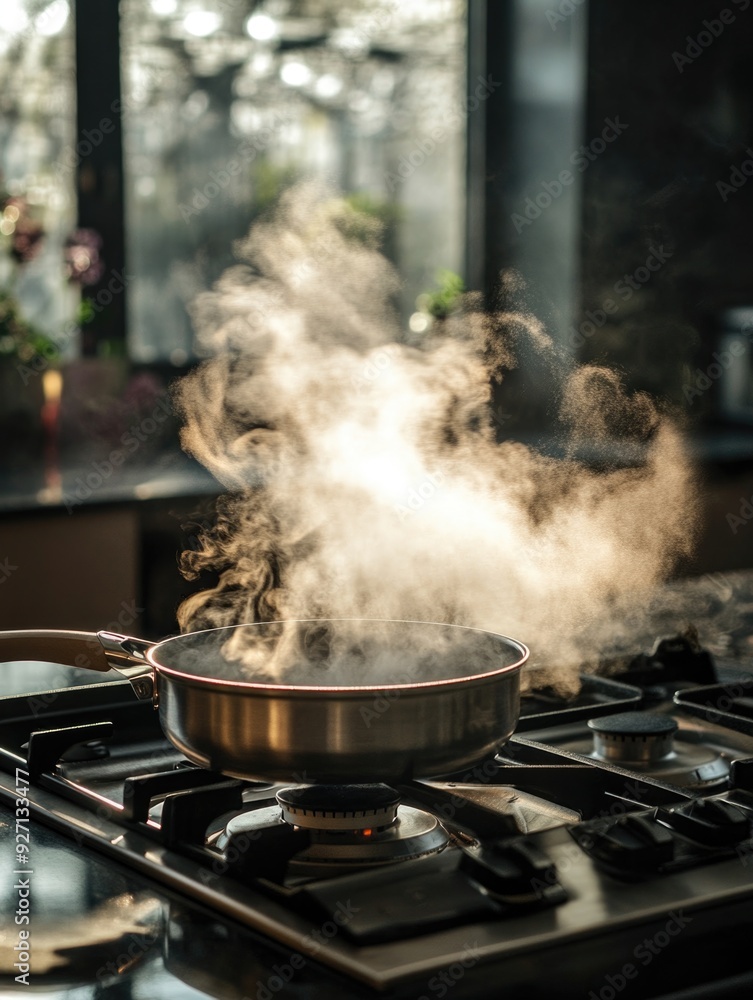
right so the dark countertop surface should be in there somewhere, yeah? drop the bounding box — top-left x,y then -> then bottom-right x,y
1,429 -> 753,517
0,452 -> 221,514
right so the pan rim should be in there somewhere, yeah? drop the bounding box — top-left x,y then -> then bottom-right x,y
147,617 -> 528,694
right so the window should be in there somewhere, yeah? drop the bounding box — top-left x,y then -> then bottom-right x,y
0,1 -> 76,358
120,0 -> 468,362
0,0 -> 469,502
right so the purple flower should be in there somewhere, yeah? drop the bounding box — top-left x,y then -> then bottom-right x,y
64,228 -> 105,286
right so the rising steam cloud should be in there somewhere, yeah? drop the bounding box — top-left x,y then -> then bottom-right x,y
174,185 -> 698,685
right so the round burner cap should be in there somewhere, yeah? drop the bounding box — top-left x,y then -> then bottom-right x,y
276,784 -> 400,831
588,712 -> 678,764
588,712 -> 678,737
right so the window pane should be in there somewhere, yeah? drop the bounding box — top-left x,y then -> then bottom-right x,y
0,0 -> 77,356
0,1 -> 77,497
120,0 -> 467,364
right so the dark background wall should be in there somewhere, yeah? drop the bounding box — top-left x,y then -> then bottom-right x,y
581,0 -> 753,409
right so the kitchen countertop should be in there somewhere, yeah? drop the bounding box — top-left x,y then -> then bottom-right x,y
1,428 -> 752,517
0,452 -> 221,515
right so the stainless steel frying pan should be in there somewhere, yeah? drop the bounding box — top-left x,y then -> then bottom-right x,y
0,619 -> 527,783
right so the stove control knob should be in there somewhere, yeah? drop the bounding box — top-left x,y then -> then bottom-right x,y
573,814 -> 675,874
658,798 -> 751,847
459,841 -> 566,906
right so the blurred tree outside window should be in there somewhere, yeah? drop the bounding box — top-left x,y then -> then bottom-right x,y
0,0 -> 76,366
121,0 -> 467,362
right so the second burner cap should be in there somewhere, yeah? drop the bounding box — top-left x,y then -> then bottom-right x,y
588,712 -> 678,764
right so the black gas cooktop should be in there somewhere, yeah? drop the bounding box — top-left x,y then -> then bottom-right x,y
4,592 -> 753,997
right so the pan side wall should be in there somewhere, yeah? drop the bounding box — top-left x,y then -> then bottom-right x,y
156,671 -> 521,782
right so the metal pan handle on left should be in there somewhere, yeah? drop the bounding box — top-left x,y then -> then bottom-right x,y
0,628 -> 155,700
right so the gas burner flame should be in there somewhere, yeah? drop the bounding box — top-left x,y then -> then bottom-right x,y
174,184 -> 698,685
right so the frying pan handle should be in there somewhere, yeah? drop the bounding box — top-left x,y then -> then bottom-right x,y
0,629 -> 154,701
0,629 -> 111,670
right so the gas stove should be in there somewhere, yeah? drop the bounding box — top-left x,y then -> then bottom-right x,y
3,629 -> 753,998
